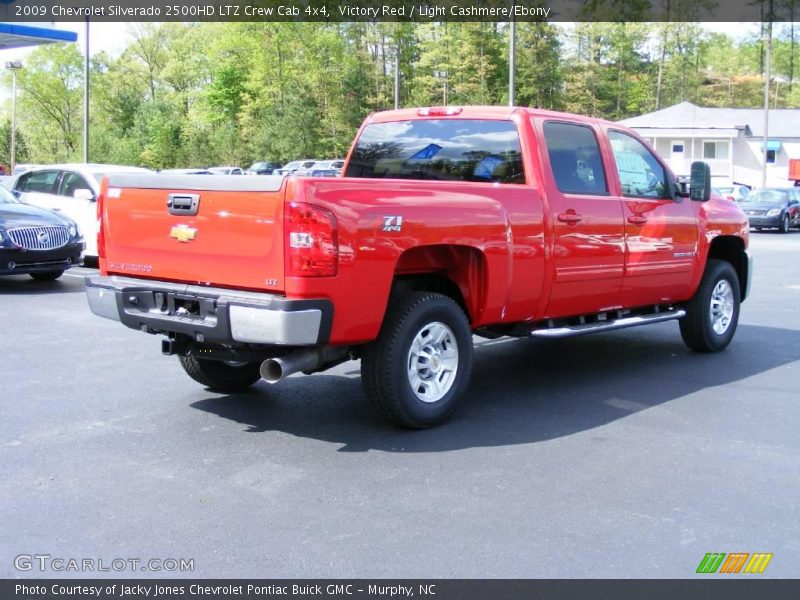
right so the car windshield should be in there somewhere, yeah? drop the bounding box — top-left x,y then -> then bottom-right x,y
747,190 -> 787,203
249,162 -> 265,170
0,186 -> 17,203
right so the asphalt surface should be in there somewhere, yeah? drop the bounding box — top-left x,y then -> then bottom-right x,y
1,231 -> 799,579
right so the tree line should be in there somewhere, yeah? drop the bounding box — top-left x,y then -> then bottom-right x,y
3,20 -> 800,169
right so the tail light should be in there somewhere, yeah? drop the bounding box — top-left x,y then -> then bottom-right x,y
285,201 -> 338,277
96,179 -> 106,264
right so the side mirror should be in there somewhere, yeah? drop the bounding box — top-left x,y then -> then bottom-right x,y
73,188 -> 95,202
689,161 -> 711,202
12,189 -> 21,198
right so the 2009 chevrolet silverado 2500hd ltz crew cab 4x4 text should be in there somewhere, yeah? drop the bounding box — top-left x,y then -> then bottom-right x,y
86,106 -> 752,428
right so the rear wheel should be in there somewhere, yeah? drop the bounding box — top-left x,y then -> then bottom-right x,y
29,270 -> 64,281
178,355 -> 261,392
679,259 -> 740,352
361,292 -> 473,429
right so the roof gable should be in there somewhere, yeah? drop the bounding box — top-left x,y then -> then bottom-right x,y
620,101 -> 800,138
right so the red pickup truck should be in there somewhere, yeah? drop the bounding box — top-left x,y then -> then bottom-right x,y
86,106 -> 751,428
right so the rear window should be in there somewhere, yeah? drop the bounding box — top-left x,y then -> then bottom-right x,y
345,119 -> 525,184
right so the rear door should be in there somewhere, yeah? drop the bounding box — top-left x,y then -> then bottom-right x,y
606,129 -> 699,307
537,119 -> 625,317
56,170 -> 99,254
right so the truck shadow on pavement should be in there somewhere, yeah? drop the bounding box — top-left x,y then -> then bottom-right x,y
190,323 -> 800,452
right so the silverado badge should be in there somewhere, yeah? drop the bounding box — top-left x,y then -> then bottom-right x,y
170,225 -> 197,242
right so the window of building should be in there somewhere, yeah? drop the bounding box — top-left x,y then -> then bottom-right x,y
766,149 -> 777,164
703,141 -> 730,160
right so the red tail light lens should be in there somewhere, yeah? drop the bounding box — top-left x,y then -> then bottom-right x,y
96,189 -> 106,262
285,201 -> 338,277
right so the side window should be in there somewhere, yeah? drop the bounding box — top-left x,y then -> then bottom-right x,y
18,170 -> 60,194
609,130 -> 669,199
59,172 -> 92,198
542,121 -> 608,195
345,119 -> 525,184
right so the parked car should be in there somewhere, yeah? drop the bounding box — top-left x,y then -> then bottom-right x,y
208,167 -> 244,175
158,168 -> 213,175
740,187 -> 800,232
308,159 -> 345,177
246,161 -> 282,175
86,105 -> 751,429
275,160 -> 317,176
715,184 -> 751,202
11,164 -> 36,176
0,185 -> 84,280
9,164 -> 151,258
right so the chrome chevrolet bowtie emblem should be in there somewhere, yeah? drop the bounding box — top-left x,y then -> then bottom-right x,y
169,225 -> 197,242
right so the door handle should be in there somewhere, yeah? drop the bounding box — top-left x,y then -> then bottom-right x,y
557,212 -> 582,224
628,215 -> 648,226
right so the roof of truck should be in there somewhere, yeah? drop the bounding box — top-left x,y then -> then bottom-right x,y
368,106 -> 618,128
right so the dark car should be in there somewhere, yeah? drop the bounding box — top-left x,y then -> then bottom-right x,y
246,161 -> 282,175
740,188 -> 800,233
0,185 -> 84,280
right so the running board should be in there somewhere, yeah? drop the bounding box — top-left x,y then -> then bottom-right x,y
529,309 -> 686,339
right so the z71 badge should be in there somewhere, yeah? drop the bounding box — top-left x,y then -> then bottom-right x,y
382,216 -> 403,232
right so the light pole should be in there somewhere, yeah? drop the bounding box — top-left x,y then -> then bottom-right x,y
509,3 -> 516,107
83,17 -> 90,163
5,61 -> 22,174
434,70 -> 449,106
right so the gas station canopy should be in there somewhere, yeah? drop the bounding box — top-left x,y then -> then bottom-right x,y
0,23 -> 77,50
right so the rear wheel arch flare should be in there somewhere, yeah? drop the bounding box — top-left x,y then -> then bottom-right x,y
391,244 -> 488,323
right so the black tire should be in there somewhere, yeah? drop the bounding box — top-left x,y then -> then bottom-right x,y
361,291 -> 473,429
779,214 -> 790,233
29,270 -> 64,281
178,355 -> 261,392
679,259 -> 740,352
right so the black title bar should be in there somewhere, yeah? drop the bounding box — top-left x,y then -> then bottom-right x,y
0,0 -> 796,23
4,580 -> 800,600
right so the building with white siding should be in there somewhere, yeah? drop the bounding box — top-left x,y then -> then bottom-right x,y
620,101 -> 800,187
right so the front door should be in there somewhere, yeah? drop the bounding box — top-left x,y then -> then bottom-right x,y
537,119 -> 625,318
607,130 -> 699,307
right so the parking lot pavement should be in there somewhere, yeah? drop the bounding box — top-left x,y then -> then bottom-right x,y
1,231 -> 799,579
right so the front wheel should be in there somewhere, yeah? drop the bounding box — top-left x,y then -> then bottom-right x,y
29,270 -> 64,281
679,259 -> 740,352
779,214 -> 790,233
361,292 -> 473,429
178,355 -> 262,392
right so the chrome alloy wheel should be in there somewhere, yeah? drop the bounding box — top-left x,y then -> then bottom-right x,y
407,321 -> 459,403
710,279 -> 735,335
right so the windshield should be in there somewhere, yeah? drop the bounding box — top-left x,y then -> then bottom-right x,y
0,186 -> 18,204
747,190 -> 788,204
249,162 -> 265,170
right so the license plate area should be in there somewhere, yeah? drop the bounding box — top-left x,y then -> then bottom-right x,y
154,292 -> 216,320
120,289 -> 219,326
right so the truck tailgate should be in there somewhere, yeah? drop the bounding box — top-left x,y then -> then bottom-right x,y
101,174 -> 285,291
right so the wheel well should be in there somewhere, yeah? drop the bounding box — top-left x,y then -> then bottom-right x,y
391,245 -> 486,323
707,236 -> 748,300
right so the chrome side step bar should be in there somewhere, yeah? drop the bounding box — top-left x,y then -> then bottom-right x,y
529,308 -> 686,339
